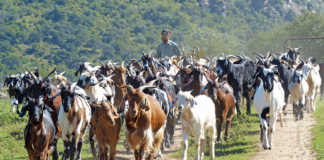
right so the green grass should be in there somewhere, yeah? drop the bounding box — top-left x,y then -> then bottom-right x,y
312,99 -> 324,160
171,109 -> 260,160
7,97 -> 324,160
0,97 -> 260,160
0,98 -> 128,160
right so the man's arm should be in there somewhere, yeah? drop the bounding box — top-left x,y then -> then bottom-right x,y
173,44 -> 181,56
157,45 -> 162,58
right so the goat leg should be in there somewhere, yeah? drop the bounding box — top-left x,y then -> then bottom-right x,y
182,132 -> 189,160
216,119 -> 222,144
224,119 -> 232,142
76,139 -> 83,160
279,113 -> 283,128
246,96 -> 251,115
51,137 -> 59,160
70,135 -> 76,160
62,141 -> 70,160
109,143 -> 117,160
235,101 -> 241,116
89,128 -> 97,159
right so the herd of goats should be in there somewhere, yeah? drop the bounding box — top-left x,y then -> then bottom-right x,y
3,48 -> 323,160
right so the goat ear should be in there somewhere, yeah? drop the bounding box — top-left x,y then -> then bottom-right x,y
141,97 -> 150,111
296,61 -> 304,70
126,85 -> 134,93
295,48 -> 301,53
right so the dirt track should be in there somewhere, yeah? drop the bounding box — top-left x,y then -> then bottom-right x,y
251,106 -> 316,160
115,105 -> 316,160
115,124 -> 183,160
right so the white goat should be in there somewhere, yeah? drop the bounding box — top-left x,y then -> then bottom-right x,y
289,68 -> 309,120
78,70 -> 115,104
253,67 -> 285,150
176,91 -> 216,160
302,62 -> 322,112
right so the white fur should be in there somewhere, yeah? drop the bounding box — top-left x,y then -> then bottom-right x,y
176,91 -> 216,160
289,70 -> 309,110
303,63 -> 322,112
58,92 -> 91,144
253,74 -> 285,149
10,98 -> 19,113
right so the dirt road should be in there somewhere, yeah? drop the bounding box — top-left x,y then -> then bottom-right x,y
115,124 -> 183,160
115,105 -> 316,160
251,106 -> 316,160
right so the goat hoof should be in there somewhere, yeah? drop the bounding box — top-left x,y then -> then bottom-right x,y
224,136 -> 229,142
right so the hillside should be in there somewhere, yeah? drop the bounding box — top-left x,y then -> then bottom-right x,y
1,0 -> 323,79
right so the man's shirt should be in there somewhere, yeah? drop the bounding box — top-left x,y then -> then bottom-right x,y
157,40 -> 181,57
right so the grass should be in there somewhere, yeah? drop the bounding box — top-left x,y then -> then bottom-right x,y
312,98 -> 324,160
171,109 -> 260,160
0,97 -> 260,160
0,98 -> 128,160
7,97 -> 324,160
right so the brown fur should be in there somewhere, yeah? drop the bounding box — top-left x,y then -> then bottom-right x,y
93,102 -> 121,160
126,88 -> 166,160
207,80 -> 235,142
25,119 -> 54,160
112,66 -> 127,110
178,67 -> 205,96
43,87 -> 62,138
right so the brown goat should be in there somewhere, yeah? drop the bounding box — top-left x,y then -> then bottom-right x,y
92,102 -> 121,160
207,78 -> 236,143
126,85 -> 166,160
24,101 -> 57,160
112,66 -> 127,111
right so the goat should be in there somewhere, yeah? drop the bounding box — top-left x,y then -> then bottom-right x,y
301,60 -> 322,112
92,102 -> 121,160
176,91 -> 216,160
206,77 -> 235,143
253,66 -> 285,150
289,64 -> 309,120
126,84 -> 166,160
57,83 -> 91,160
24,98 -> 58,160
216,56 -> 256,115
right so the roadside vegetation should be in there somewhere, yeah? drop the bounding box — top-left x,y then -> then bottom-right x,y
0,98 -> 128,160
312,99 -> 324,160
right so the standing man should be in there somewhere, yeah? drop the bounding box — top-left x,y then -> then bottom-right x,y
156,29 -> 181,58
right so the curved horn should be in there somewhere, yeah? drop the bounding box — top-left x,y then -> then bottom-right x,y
59,71 -> 66,76
226,55 -> 236,59
138,79 -> 158,91
256,53 -> 264,59
27,69 -> 38,81
101,74 -> 115,84
43,67 -> 56,81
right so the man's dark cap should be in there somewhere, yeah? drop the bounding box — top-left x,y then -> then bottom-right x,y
161,29 -> 170,34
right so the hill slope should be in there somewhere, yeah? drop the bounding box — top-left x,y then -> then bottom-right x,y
0,0 -> 323,79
